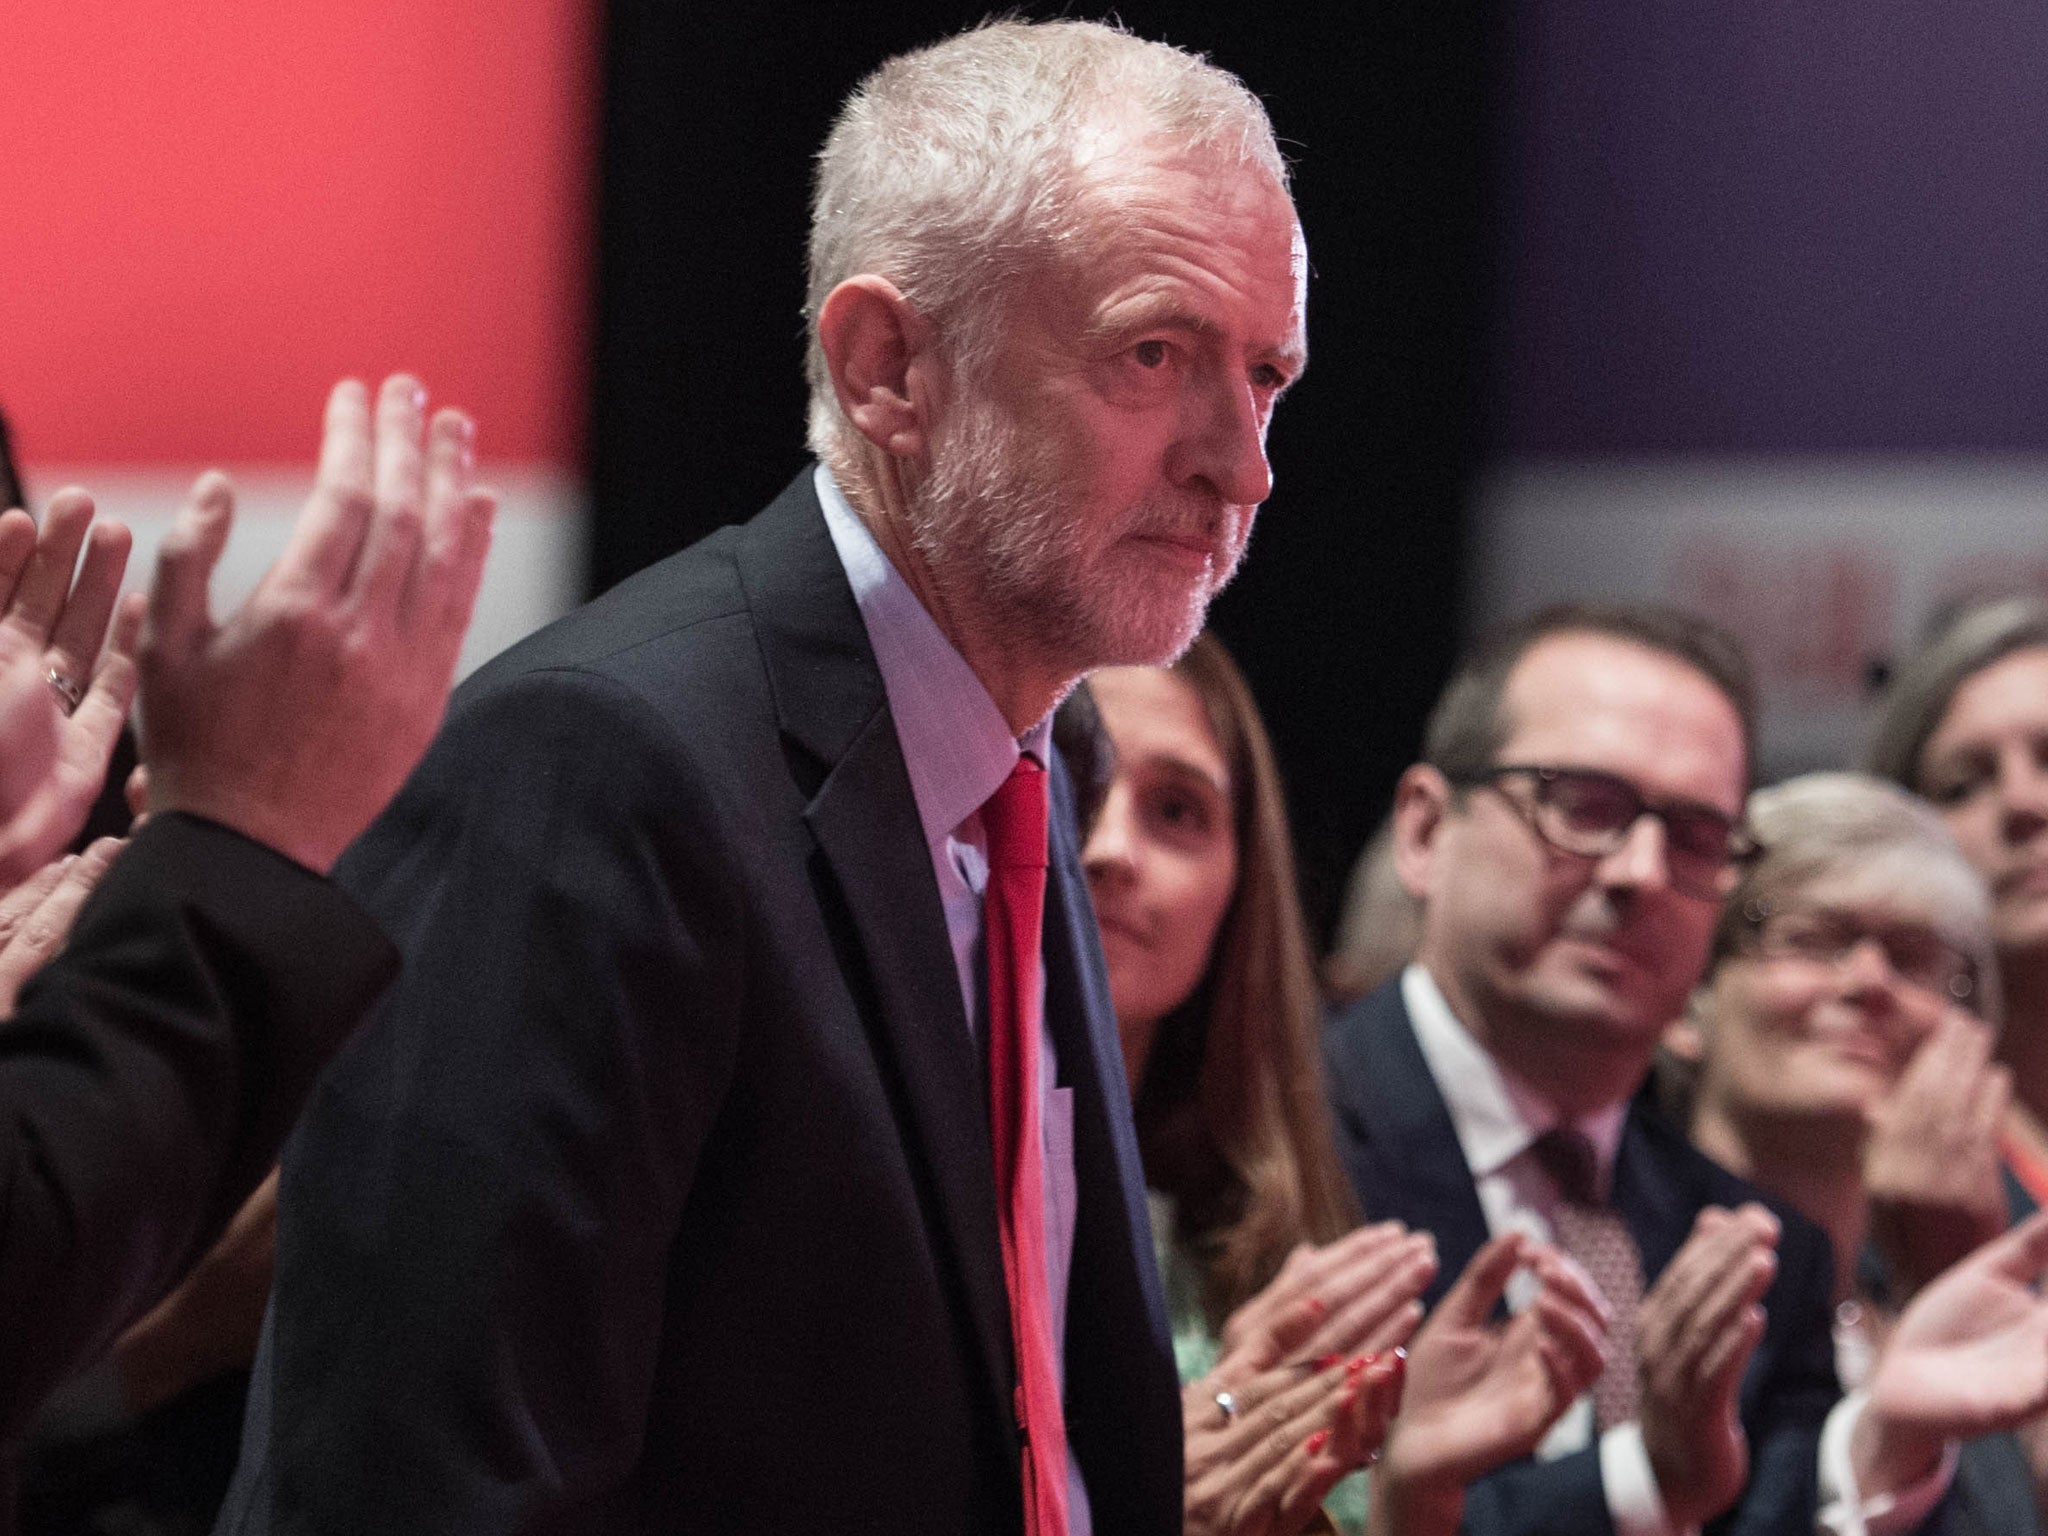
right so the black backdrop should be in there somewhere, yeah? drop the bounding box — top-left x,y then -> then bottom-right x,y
590,1 -> 1493,940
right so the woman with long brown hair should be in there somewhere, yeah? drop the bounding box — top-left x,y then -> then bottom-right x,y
1072,633 -> 1605,1536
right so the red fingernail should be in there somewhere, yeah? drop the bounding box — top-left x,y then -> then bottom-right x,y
1347,1353 -> 1373,1375
1313,1352 -> 1344,1370
1306,1429 -> 1330,1454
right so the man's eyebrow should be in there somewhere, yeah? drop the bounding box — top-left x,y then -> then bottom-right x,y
1084,295 -> 1220,346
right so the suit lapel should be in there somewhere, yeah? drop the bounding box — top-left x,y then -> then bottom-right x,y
1613,1106 -> 1712,1286
1329,983 -> 1495,1304
736,474 -> 1017,1431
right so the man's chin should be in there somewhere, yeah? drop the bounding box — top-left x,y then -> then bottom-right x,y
1527,972 -> 1672,1052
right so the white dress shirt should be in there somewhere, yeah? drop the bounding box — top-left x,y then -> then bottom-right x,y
1401,965 -> 1951,1536
818,466 -> 1090,1533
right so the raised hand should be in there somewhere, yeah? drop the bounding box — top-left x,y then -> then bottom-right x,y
138,376 -> 496,874
1854,1209 -> 2048,1504
1865,1007 -> 2011,1299
1186,1292 -> 1406,1536
1637,1204 -> 1779,1529
1380,1234 -> 1608,1499
0,491 -> 140,885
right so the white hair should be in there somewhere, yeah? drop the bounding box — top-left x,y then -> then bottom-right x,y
1718,770 -> 2001,1023
803,18 -> 1286,470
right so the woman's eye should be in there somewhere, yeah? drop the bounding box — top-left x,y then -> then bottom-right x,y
1922,767 -> 1986,807
1148,791 -> 1210,837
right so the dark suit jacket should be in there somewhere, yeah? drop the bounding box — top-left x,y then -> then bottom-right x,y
0,816 -> 395,1483
1324,977 -> 1840,1536
218,471 -> 1183,1534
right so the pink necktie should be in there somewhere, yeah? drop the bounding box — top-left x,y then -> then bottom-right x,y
982,758 -> 1071,1536
1534,1127 -> 1644,1430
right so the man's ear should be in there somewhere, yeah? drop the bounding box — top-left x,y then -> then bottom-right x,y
1391,764 -> 1452,902
815,276 -> 941,459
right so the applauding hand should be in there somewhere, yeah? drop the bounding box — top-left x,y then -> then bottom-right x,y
0,492 -> 140,886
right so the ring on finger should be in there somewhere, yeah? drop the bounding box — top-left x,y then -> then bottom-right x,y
45,667 -> 84,715
1214,1390 -> 1238,1425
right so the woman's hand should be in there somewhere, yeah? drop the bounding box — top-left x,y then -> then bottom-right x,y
1220,1221 -> 1439,1369
1370,1234 -> 1608,1536
1855,1210 -> 2048,1502
1864,1007 -> 2011,1299
1186,1292 -> 1406,1536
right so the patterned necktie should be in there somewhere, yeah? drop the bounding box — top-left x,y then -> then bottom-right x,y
982,758 -> 1070,1536
1533,1126 -> 1644,1430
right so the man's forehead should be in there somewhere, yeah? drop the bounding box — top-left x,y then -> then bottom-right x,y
1496,632 -> 1748,797
1066,149 -> 1306,331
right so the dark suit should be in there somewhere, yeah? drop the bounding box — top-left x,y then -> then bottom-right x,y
1324,977 -> 1839,1536
0,815 -> 396,1516
218,471 -> 1182,1534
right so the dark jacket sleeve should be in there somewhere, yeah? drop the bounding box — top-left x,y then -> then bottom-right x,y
0,812 -> 396,1433
229,669 -> 747,1533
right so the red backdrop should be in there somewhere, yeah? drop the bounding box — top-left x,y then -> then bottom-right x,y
1,2 -> 595,467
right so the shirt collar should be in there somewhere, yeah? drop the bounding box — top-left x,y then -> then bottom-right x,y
816,465 -> 1048,845
1401,963 -> 1627,1187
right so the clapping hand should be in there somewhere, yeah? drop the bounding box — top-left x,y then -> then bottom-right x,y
1183,1223 -> 1437,1535
1186,1295 -> 1406,1536
1373,1232 -> 1608,1531
1637,1204 -> 1779,1530
1852,1210 -> 2048,1502
1219,1222 -> 1439,1368
0,491 -> 141,886
1865,1007 -> 2011,1300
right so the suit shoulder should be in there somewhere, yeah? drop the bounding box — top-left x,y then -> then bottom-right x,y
460,524 -> 754,698
1322,979 -> 1409,1094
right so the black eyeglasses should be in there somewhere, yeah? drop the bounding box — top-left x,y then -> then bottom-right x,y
1453,764 -> 1754,901
1741,902 -> 1977,1005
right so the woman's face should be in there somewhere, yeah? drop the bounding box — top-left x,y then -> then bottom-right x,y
1082,666 -> 1241,1088
1918,646 -> 2048,959
1693,881 -> 1960,1127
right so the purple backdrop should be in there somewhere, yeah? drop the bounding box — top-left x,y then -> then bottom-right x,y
1501,1 -> 2048,455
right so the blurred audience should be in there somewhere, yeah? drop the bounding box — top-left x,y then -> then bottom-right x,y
1322,602 -> 2018,1534
1872,598 -> 2048,1219
1669,770 -> 2045,1534
0,375 -> 494,1532
1076,635 -> 1604,1536
1323,815 -> 1423,1006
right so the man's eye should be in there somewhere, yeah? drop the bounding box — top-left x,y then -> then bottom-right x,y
1132,340 -> 1170,369
1251,362 -> 1289,392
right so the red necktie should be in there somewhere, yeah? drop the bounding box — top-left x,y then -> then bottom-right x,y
981,757 -> 1071,1536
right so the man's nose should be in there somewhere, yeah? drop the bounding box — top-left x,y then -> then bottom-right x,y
1595,813 -> 1673,893
1174,374 -> 1273,508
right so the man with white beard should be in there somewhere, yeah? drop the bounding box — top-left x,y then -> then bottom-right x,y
220,19 -> 1306,1536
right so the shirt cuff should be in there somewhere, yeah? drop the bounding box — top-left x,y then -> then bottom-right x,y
1818,1390 -> 1958,1536
1602,1422 -> 1699,1536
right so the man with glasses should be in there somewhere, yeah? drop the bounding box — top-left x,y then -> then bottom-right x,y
1325,604 -> 1957,1535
